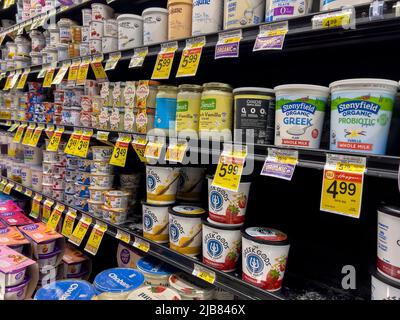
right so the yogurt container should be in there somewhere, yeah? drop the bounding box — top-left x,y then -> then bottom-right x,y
52,190 -> 64,202
43,150 -> 57,163
89,20 -> 103,39
90,161 -> 113,175
91,3 -> 114,21
329,78 -> 398,155
91,146 -> 113,161
101,206 -> 127,225
89,39 -> 102,54
4,276 -> 30,300
104,190 -> 130,209
93,268 -> 145,300
177,167 -> 205,202
127,285 -> 181,300
208,176 -> 251,225
64,194 -> 75,206
102,36 -> 118,53
23,146 -> 42,165
223,0 -> 265,29
74,196 -> 89,212
202,218 -> 241,272
265,0 -> 312,22
104,19 -> 118,37
82,9 -> 92,26
89,174 -> 114,188
142,201 -> 170,244
377,205 -> 400,283
120,173 -> 141,188
87,199 -> 103,218
241,227 -> 290,291
169,272 -> 215,300
42,183 -> 53,196
274,84 -> 329,149
1,265 -> 27,287
146,165 -> 180,205
168,0 -> 192,40
38,248 -> 61,269
31,167 -> 43,192
192,0 -> 223,36
136,256 -> 176,287
88,186 -> 108,202
117,14 -> 143,50
169,205 -> 205,256
37,239 -> 56,255
75,183 -> 90,198
371,271 -> 400,300
142,7 -> 169,45
20,166 -> 32,187
34,280 -> 96,300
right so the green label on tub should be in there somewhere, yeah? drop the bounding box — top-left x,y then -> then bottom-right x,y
201,99 -> 216,110
177,101 -> 189,112
276,98 -> 326,112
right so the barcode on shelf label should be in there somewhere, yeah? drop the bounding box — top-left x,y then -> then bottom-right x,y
192,264 -> 216,284
14,185 -> 23,193
116,229 -> 131,244
253,21 -> 288,51
3,182 -> 14,195
133,237 -> 150,252
105,52 -> 121,71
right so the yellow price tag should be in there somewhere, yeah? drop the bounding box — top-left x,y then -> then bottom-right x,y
84,222 -> 107,255
192,264 -> 216,284
336,162 -> 366,173
64,128 -> 83,155
52,61 -> 70,85
133,237 -> 150,252
62,209 -> 77,238
74,129 -> 93,158
144,141 -> 164,160
131,137 -> 148,163
109,134 -> 132,167
47,204 -> 65,230
151,42 -> 178,80
28,124 -> 44,147
37,65 -> 48,79
69,215 -> 92,246
3,73 -> 14,90
14,184 -> 23,193
16,68 -> 30,89
45,125 -> 55,139
67,58 -> 81,86
91,55 -> 108,82
176,37 -> 205,78
0,179 -> 7,192
76,58 -> 91,86
21,124 -> 36,145
7,122 -> 19,133
129,47 -> 148,68
24,189 -> 32,197
10,70 -> 22,89
116,229 -> 131,244
46,126 -> 64,152
165,142 -> 188,163
322,14 -> 351,28
104,52 -> 121,71
13,124 -> 26,143
29,194 -> 42,219
42,66 -> 56,88
41,199 -> 55,223
3,182 -> 14,195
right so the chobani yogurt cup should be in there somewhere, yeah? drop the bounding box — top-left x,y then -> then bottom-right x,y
168,205 -> 205,256
329,78 -> 398,155
4,276 -> 30,300
34,280 -> 96,300
137,256 -> 176,287
93,268 -> 144,300
202,218 -> 241,272
169,272 -> 215,300
371,271 -> 400,300
241,227 -> 290,291
207,176 -> 250,225
274,84 -> 329,149
146,165 -> 180,205
127,285 -> 181,300
142,201 -> 170,244
91,146 -> 113,161
177,167 -> 206,202
377,205 -> 400,283
104,190 -> 130,209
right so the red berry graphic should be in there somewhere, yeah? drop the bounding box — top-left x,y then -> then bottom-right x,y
238,195 -> 247,209
226,204 -> 239,220
224,251 -> 238,270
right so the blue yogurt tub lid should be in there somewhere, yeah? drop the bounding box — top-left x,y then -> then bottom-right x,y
93,268 -> 145,293
34,280 -> 96,300
136,256 -> 177,276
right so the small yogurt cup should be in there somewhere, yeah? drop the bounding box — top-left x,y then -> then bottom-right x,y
169,272 -> 215,300
91,146 -> 113,161
4,276 -> 30,300
37,239 -> 56,255
88,186 -> 108,202
43,150 -> 57,163
1,266 -> 28,287
78,159 -> 91,172
137,256 -> 177,287
38,248 -> 61,269
34,280 -> 96,300
90,160 -> 113,174
65,181 -> 76,194
66,262 -> 83,275
75,183 -> 90,198
146,165 -> 180,205
87,199 -> 103,218
52,189 -> 64,202
74,196 -> 89,212
104,190 -> 130,209
127,285 -> 181,300
90,174 -> 114,188
101,206 -> 127,225
42,183 -> 53,196
65,169 -> 78,182
64,193 -> 75,206
76,172 -> 91,186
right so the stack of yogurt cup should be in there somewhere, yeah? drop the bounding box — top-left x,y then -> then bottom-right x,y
64,155 -> 79,207
22,144 -> 43,188
73,154 -> 93,212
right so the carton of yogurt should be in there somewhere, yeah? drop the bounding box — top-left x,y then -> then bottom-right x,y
61,244 -> 92,280
0,226 -> 31,257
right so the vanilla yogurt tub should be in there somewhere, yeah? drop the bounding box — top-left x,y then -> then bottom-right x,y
177,167 -> 206,202
137,256 -> 177,286
146,164 -> 180,205
202,218 -> 241,272
93,268 -> 145,300
371,271 -> 400,300
4,276 -> 30,300
329,78 -> 398,155
241,227 -> 290,291
274,84 -> 329,149
224,0 -> 265,30
169,272 -> 215,300
128,285 -> 181,300
169,205 -> 205,256
142,201 -> 170,243
35,280 -> 96,300
266,0 -> 312,22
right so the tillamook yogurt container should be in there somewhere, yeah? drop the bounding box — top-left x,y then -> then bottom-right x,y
371,271 -> 400,300
223,0 -> 265,30
202,218 -> 241,272
169,205 -> 205,256
34,280 -> 96,300
274,84 -> 329,149
142,201 -> 170,244
192,0 -> 223,36
142,7 -> 169,45
329,79 -> 398,155
241,227 -> 289,291
146,165 -> 180,205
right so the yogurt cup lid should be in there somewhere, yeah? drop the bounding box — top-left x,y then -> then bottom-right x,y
169,273 -> 214,296
274,84 -> 329,94
242,227 -> 289,245
5,275 -> 30,292
136,256 -> 177,276
142,7 -> 169,15
233,87 -> 275,95
104,190 -> 130,197
117,14 -> 143,20
378,204 -> 400,218
34,280 -> 96,300
127,285 -> 181,300
203,217 -> 243,230
169,205 -> 205,217
329,78 -> 399,91
93,268 -> 144,293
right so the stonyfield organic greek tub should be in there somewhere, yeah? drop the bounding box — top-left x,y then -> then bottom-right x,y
329,78 -> 398,155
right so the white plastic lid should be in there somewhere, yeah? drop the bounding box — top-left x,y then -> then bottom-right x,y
117,14 -> 143,21
233,87 -> 275,94
274,84 -> 330,94
142,7 -> 169,15
127,285 -> 181,300
329,78 -> 398,93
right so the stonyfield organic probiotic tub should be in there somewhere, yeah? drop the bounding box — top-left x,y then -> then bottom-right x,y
371,271 -> 400,300
202,218 -> 241,272
241,227 -> 289,291
329,78 -> 398,155
274,84 -> 329,149
34,280 -> 96,300
142,201 -> 170,244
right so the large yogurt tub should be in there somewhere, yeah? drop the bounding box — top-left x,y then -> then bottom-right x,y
202,218 -> 241,272
241,227 -> 290,292
4,276 -> 30,300
136,256 -> 176,286
117,14 -> 143,50
93,268 -> 145,300
34,280 -> 96,300
128,285 -> 181,300
177,167 -> 206,202
142,201 -> 170,244
142,7 -> 168,45
146,164 -> 180,205
274,84 -> 329,149
169,272 -> 215,300
371,271 -> 400,300
329,79 -> 398,155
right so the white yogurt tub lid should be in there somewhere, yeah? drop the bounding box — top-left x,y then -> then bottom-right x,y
169,272 -> 214,297
242,227 -> 289,245
274,84 -> 329,94
378,204 -> 400,218
88,186 -> 109,191
136,256 -> 177,276
142,7 -> 169,15
168,205 -> 205,218
117,14 -> 143,20
329,78 -> 398,92
93,268 -> 144,293
104,190 -> 130,197
204,217 -> 243,230
34,280 -> 96,300
127,285 -> 181,300
233,87 -> 274,95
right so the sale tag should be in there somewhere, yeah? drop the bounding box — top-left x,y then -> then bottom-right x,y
14,184 -> 23,193
131,135 -> 148,163
261,148 -> 298,181
76,57 -> 91,86
16,68 -> 30,89
41,199 -> 55,223
133,237 -> 150,252
37,64 -> 49,79
176,37 -> 205,77
192,264 -> 216,284
28,124 -> 45,147
52,60 -> 71,85
67,58 -> 81,86
91,54 -> 108,82
151,41 -> 178,80
62,208 -> 77,238
0,179 -> 7,192
212,144 -> 247,192
45,125 -> 55,138
320,154 -> 366,219
69,214 -> 92,246
29,194 -> 42,219
74,129 -> 93,158
46,126 -> 64,152
116,229 -> 131,244
104,52 -> 121,71
24,189 -> 32,197
3,182 -> 14,195
129,47 -> 148,68
215,30 -> 242,59
64,128 -> 83,155
42,64 -> 57,88
21,123 -> 36,145
3,72 -> 14,90
165,141 -> 188,163
144,139 -> 164,160
13,123 -> 27,143
47,203 -> 65,230
84,221 -> 107,255
253,21 -> 289,51
7,122 -> 20,133
312,9 -> 354,29
109,134 -> 132,167
9,70 -> 22,89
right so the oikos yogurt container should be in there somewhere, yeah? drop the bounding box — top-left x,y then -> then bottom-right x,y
329,78 -> 398,155
93,268 -> 145,300
192,0 -> 223,36
242,227 -> 289,291
207,176 -> 251,225
202,218 -> 241,272
136,256 -> 176,286
377,205 -> 400,283
223,0 -> 265,30
177,167 -> 206,202
265,0 -> 311,22
274,84 -> 329,149
127,285 -> 181,300
169,205 -> 205,256
142,7 -> 169,45
4,276 -> 30,300
169,272 -> 215,300
371,271 -> 400,300
146,165 -> 180,205
34,280 -> 96,300
142,201 -> 170,244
